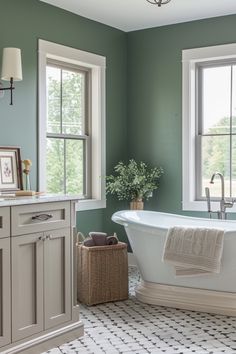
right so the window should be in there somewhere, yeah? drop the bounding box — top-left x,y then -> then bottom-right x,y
38,40 -> 106,211
182,43 -> 236,212
46,61 -> 90,197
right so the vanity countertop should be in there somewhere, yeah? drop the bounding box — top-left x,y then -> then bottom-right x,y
0,194 -> 80,207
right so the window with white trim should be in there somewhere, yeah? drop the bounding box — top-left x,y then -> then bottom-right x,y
182,43 -> 236,212
38,40 -> 106,211
46,60 -> 90,197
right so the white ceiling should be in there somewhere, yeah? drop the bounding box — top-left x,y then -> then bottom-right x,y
40,0 -> 236,32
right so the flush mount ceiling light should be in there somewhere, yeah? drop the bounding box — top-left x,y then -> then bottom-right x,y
146,0 -> 171,7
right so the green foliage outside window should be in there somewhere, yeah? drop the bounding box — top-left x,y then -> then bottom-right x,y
201,116 -> 236,197
46,65 -> 86,195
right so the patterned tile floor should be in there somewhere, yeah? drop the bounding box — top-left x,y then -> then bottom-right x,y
45,267 -> 236,354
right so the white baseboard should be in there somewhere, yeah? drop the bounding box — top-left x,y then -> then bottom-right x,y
128,252 -> 137,267
136,280 -> 236,316
1,321 -> 84,354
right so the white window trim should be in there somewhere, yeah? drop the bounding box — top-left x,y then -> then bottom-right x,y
182,42 -> 236,212
38,39 -> 106,211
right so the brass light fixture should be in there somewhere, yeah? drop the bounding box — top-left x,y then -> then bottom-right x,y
146,0 -> 171,7
0,48 -> 23,105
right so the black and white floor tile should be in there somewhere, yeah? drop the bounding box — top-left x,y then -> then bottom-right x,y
44,267 -> 236,354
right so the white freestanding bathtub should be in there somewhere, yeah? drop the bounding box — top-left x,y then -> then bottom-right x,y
112,210 -> 236,315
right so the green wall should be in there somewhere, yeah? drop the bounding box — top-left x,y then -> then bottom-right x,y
1,1 -> 236,242
127,14 -> 236,219
0,0 -> 128,239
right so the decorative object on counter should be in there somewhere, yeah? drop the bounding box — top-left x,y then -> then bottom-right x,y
0,190 -> 45,198
16,190 -> 44,196
77,241 -> 128,305
0,48 -> 23,105
82,231 -> 119,247
22,159 -> 32,190
106,159 -> 163,210
0,146 -> 23,192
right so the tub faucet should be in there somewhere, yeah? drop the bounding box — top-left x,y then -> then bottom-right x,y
205,187 -> 212,218
210,172 -> 234,219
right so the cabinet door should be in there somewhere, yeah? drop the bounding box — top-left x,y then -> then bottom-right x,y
44,228 -> 71,329
0,238 -> 11,347
12,233 -> 44,341
0,208 -> 10,239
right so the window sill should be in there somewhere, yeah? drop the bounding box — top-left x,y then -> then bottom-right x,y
182,200 -> 236,213
76,198 -> 106,211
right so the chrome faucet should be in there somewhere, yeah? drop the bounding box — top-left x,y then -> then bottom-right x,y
209,172 -> 234,219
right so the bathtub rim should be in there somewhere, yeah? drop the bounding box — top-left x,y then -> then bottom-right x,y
112,210 -> 236,233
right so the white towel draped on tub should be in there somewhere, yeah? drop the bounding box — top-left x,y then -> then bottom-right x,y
162,226 -> 224,276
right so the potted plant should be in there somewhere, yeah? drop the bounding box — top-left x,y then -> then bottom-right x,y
106,159 -> 163,210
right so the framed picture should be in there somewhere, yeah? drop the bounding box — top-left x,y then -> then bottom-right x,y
0,147 -> 23,192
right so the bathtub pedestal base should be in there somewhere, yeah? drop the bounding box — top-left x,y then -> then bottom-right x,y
135,280 -> 236,316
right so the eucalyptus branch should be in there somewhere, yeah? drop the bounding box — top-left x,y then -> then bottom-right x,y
106,159 -> 163,201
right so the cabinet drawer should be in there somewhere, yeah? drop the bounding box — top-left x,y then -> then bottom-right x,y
0,207 -> 10,238
11,202 -> 70,236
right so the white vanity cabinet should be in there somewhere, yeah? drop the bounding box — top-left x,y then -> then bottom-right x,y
0,207 -> 11,347
0,237 -> 11,347
0,196 -> 83,354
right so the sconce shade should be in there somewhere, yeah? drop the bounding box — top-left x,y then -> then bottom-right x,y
1,48 -> 23,81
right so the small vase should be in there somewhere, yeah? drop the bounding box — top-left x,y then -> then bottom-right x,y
130,199 -> 144,210
23,170 -> 31,191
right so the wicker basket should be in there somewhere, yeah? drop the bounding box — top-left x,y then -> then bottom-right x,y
77,242 -> 128,305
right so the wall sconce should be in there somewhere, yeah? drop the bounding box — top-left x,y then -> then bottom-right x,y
0,48 -> 23,105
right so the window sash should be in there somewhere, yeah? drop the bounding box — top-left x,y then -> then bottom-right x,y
196,61 -> 236,200
46,59 -> 90,137
46,60 -> 91,198
46,135 -> 91,197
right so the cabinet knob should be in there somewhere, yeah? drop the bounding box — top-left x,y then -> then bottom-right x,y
38,235 -> 45,241
46,234 -> 52,240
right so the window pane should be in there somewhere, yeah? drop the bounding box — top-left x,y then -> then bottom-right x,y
231,136 -> 236,197
201,66 -> 231,134
232,66 -> 236,134
201,135 -> 230,198
62,70 -> 85,135
46,66 -> 61,134
46,138 -> 64,194
65,139 -> 84,195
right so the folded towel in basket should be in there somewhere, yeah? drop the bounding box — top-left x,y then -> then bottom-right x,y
162,226 -> 224,276
83,238 -> 96,247
89,232 -> 107,246
83,232 -> 118,247
106,235 -> 118,245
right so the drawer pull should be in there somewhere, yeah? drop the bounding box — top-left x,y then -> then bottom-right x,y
32,213 -> 53,221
